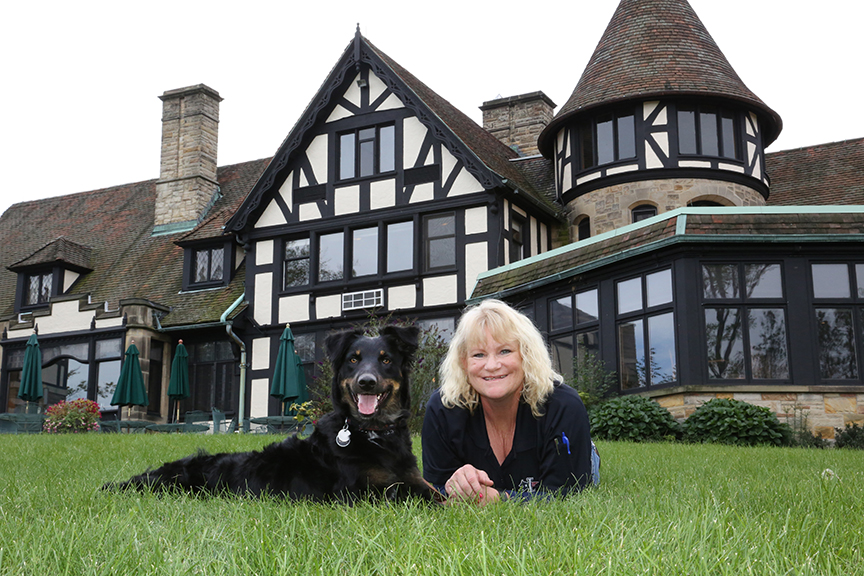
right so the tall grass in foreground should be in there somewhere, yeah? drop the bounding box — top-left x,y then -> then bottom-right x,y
0,434 -> 862,575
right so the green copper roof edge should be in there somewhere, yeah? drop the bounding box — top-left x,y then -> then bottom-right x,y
474,205 -> 864,283
468,232 -> 864,303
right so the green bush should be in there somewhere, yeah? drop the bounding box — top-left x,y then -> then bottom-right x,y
589,395 -> 681,442
834,422 -> 864,449
683,398 -> 792,447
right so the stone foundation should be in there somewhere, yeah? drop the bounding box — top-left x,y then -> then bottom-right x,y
645,388 -> 864,440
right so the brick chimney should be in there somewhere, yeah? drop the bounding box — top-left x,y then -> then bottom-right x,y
154,84 -> 223,233
480,91 -> 555,157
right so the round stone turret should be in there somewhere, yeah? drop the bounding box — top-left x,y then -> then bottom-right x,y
538,0 -> 782,237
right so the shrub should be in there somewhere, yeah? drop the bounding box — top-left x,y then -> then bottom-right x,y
683,398 -> 792,447
569,346 -> 617,411
43,399 -> 100,433
834,422 -> 864,449
589,395 -> 681,442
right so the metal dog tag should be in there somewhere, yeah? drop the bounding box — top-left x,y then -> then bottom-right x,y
336,423 -> 351,448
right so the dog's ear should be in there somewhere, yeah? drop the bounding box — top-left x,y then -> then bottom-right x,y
324,329 -> 363,367
380,325 -> 420,360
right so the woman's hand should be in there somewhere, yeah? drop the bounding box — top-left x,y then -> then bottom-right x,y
445,465 -> 502,506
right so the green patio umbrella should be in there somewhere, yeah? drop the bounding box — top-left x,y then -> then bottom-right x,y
270,325 -> 307,415
111,341 -> 148,419
167,340 -> 190,423
18,333 -> 43,410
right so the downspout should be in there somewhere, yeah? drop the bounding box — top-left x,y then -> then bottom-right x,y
221,293 -> 247,433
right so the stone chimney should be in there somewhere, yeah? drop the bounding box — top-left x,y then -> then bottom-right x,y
480,91 -> 555,157
154,84 -> 223,233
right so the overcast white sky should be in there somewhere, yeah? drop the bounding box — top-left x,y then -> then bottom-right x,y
2,0 -> 861,217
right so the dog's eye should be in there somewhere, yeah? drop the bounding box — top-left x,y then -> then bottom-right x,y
349,357 -> 359,364
381,357 -> 391,364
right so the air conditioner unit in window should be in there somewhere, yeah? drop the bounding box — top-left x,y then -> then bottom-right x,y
342,289 -> 384,311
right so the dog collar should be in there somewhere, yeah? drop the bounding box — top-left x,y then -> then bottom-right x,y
335,418 -> 400,448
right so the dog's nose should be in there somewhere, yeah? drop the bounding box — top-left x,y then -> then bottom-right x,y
357,374 -> 378,391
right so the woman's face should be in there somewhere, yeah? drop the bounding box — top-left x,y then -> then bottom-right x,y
464,329 -> 525,403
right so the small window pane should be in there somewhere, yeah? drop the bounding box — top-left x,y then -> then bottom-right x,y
28,275 -> 40,305
359,140 -> 375,177
705,308 -> 745,379
97,360 -> 121,409
210,248 -> 224,281
857,264 -> 864,298
293,334 -> 316,362
744,264 -> 782,299
678,109 -> 697,154
720,113 -> 737,159
703,264 -> 739,299
648,312 -> 677,385
748,308 -> 789,379
339,133 -> 355,179
551,335 -> 574,379
617,277 -> 642,314
379,125 -> 395,173
95,338 -> 122,360
549,296 -> 573,332
575,289 -> 598,324
41,273 -> 52,302
352,227 -> 378,277
195,250 -> 210,283
816,308 -> 857,379
579,123 -> 594,169
617,114 -> 636,159
428,238 -> 455,269
618,319 -> 645,389
646,269 -> 673,307
284,238 -> 310,288
813,264 -> 850,298
577,218 -> 590,241
427,214 -> 454,238
318,232 -> 344,281
632,205 -> 657,223
596,117 -> 614,165
386,222 -> 413,272
700,109 -> 718,156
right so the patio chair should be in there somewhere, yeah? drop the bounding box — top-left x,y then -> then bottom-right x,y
13,414 -> 45,434
211,408 -> 226,434
184,410 -> 210,433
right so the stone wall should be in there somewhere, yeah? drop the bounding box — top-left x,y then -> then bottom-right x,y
649,389 -> 864,440
481,92 -> 555,157
566,178 -> 767,237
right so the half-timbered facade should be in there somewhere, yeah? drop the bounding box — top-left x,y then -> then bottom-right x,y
1,0 -> 862,435
224,30 -> 562,416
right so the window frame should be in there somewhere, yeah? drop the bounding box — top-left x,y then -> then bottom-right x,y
576,108 -> 637,171
701,261 -> 790,382
809,262 -> 864,382
423,212 -> 457,272
548,288 -> 602,385
677,104 -> 741,160
337,123 -> 396,181
182,241 -> 232,291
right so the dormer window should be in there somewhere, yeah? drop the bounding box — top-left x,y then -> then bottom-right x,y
194,246 -> 224,284
182,241 -> 232,290
338,124 -> 395,180
26,271 -> 53,306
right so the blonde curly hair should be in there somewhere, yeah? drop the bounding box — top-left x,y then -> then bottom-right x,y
439,299 -> 559,417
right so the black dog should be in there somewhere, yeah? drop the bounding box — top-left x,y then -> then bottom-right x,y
106,325 -> 438,502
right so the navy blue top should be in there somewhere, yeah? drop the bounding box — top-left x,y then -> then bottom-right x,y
422,383 -> 593,498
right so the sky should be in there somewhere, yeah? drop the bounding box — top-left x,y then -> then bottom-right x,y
2,0 -> 862,218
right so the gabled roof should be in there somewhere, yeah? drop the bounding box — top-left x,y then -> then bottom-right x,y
538,0 -> 781,157
226,31 -> 560,232
0,158 -> 269,326
470,207 -> 864,301
8,236 -> 93,272
766,138 -> 864,206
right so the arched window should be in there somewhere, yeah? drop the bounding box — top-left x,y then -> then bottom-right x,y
687,200 -> 724,207
577,217 -> 591,241
631,204 -> 657,223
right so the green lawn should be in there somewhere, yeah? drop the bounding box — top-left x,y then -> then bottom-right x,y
0,434 -> 862,575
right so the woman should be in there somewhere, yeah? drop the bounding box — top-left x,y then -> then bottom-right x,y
422,299 -> 599,504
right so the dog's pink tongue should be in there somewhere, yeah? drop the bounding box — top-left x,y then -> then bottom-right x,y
357,394 -> 378,415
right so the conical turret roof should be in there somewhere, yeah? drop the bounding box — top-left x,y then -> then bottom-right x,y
539,0 -> 781,156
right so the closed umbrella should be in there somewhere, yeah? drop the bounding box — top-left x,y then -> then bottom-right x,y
167,340 -> 190,423
111,341 -> 148,420
270,325 -> 307,415
18,333 -> 43,412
